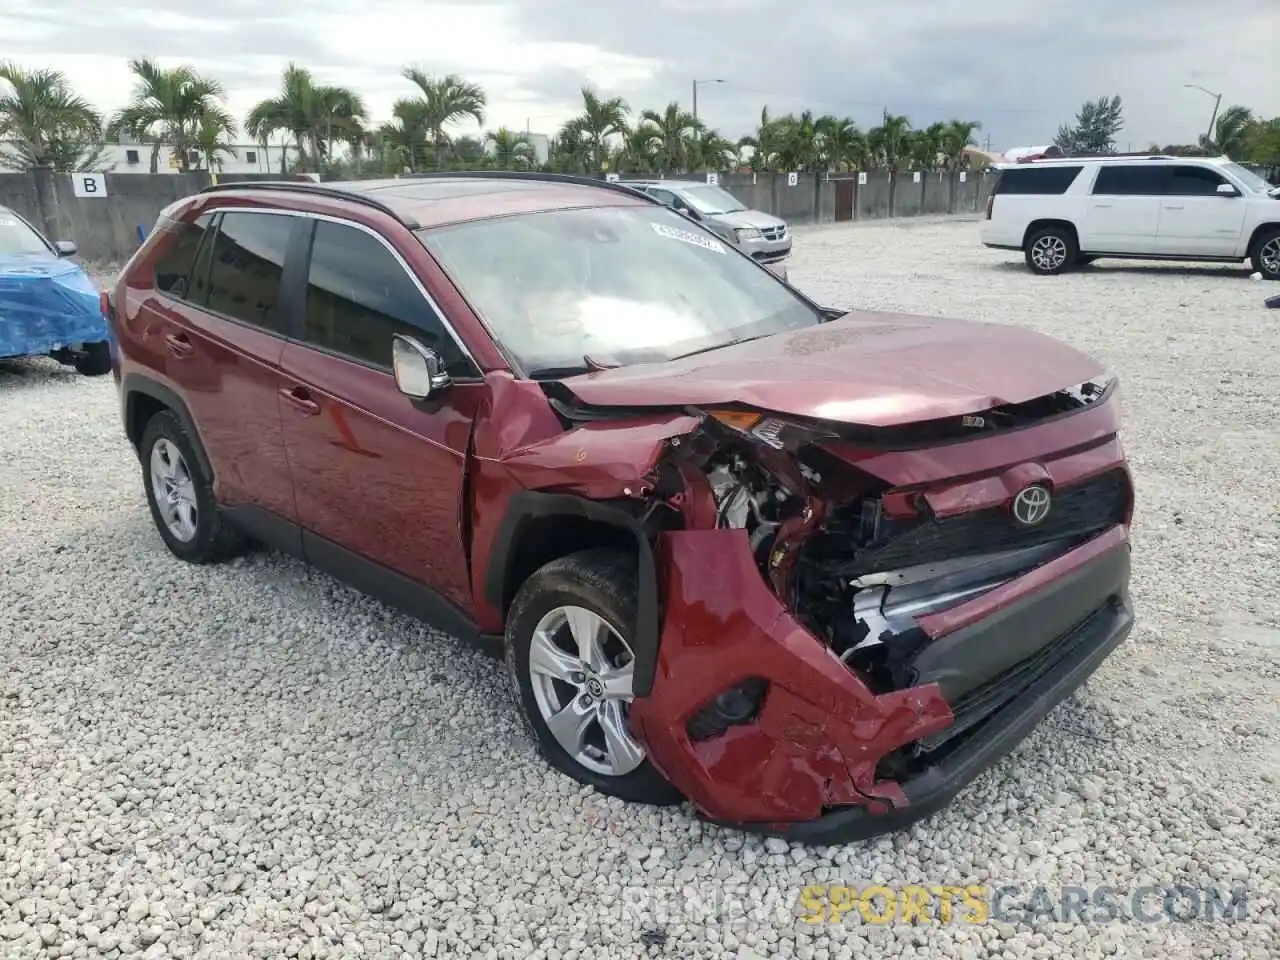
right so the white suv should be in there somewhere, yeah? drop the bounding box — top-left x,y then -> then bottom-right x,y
980,155 -> 1280,279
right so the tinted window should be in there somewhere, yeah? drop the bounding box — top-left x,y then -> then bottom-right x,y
302,220 -> 475,376
991,166 -> 1083,195
1167,165 -> 1229,196
646,188 -> 678,205
154,214 -> 213,298
1092,165 -> 1166,196
204,212 -> 295,333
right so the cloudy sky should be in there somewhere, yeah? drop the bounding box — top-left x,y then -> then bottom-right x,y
3,0 -> 1277,152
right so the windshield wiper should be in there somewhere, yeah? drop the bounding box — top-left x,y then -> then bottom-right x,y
526,354 -> 619,380
668,334 -> 772,362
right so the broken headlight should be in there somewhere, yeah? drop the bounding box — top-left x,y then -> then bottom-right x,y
704,408 -> 838,453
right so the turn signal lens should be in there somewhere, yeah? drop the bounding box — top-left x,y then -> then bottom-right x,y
708,409 -> 762,432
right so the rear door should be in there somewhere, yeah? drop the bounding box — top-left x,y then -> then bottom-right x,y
1080,164 -> 1165,253
1156,164 -> 1248,257
142,209 -> 306,530
277,216 -> 486,611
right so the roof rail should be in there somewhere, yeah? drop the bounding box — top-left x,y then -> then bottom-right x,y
394,170 -> 663,205
198,180 -> 420,229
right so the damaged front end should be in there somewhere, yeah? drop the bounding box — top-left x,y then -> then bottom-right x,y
539,382 -> 1135,839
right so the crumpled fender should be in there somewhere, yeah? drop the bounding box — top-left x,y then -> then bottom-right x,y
629,528 -> 955,826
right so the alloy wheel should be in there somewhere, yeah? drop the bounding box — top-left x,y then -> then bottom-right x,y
149,438 -> 198,542
1260,238 -> 1280,277
1031,235 -> 1068,271
526,604 -> 646,777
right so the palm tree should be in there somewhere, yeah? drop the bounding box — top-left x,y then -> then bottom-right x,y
640,102 -> 698,173
108,58 -> 231,172
815,115 -> 868,172
738,107 -> 791,172
0,62 -> 106,171
940,119 -> 982,170
690,128 -> 739,172
547,120 -> 593,175
570,87 -> 629,172
193,112 -> 238,172
485,127 -> 535,170
617,121 -> 660,175
247,65 -> 363,174
399,69 -> 485,168
1203,105 -> 1254,159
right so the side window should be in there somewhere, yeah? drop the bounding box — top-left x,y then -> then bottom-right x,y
647,188 -> 678,206
1092,165 -> 1166,196
154,213 -> 213,298
302,220 -> 477,377
1167,165 -> 1228,196
990,166 -> 1083,195
203,212 -> 295,334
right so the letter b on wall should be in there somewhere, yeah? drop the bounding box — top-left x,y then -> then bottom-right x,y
71,173 -> 108,198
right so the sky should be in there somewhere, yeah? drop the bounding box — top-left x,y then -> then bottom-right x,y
2,0 -> 1277,153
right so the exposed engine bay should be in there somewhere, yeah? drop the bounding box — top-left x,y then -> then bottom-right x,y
629,395 -> 1129,698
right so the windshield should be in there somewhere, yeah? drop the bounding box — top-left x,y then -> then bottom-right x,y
0,210 -> 52,256
676,185 -> 748,215
418,205 -> 820,376
1224,163 -> 1275,194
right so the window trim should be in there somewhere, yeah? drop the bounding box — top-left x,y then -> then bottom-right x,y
153,207 -> 482,376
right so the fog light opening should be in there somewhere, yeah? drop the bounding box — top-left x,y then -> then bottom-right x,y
686,677 -> 768,742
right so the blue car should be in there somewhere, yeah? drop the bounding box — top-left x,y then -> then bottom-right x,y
0,204 -> 112,376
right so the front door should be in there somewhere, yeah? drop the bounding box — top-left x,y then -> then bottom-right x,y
139,209 -> 303,526
1079,164 -> 1166,254
277,217 -> 486,611
1156,165 -> 1248,257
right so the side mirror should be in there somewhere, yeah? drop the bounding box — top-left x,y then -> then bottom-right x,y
1216,182 -> 1240,197
392,334 -> 450,400
54,240 -> 77,257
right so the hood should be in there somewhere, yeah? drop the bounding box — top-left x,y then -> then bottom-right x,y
555,312 -> 1106,428
708,208 -> 786,230
0,252 -> 82,280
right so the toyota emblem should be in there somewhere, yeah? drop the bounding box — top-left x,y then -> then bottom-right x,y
1011,484 -> 1052,526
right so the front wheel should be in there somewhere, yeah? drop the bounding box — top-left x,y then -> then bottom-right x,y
1250,229 -> 1280,281
1024,226 -> 1078,275
74,340 -> 112,376
505,548 -> 682,806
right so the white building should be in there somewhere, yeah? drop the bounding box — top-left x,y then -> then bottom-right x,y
0,138 -> 302,175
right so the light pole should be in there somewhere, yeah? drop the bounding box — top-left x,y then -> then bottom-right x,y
692,78 -> 725,124
1184,83 -> 1223,145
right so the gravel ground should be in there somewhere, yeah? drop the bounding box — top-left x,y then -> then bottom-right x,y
1,218 -> 1278,960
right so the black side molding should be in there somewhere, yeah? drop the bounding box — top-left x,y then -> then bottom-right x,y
484,491 -> 662,696
120,373 -> 214,481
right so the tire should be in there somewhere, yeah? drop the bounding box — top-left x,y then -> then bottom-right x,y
139,409 -> 248,564
74,340 -> 112,376
1024,225 -> 1078,275
1250,228 -> 1280,281
505,547 -> 682,806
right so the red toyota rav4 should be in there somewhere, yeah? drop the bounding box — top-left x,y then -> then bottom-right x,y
108,173 -> 1134,843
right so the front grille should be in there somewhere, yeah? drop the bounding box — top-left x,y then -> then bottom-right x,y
760,225 -> 787,241
808,468 -> 1129,579
913,602 -> 1111,755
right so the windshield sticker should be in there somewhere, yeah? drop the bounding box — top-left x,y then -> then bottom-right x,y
650,221 -> 726,254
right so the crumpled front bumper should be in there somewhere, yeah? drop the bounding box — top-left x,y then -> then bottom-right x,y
630,525 -> 1133,843
0,271 -> 108,360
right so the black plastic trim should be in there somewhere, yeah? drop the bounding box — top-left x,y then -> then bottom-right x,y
221,503 -> 302,556
910,533 -> 1130,701
120,373 -> 213,481
483,490 -> 661,696
714,588 -> 1134,844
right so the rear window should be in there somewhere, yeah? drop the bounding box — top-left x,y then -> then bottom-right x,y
992,165 -> 1083,195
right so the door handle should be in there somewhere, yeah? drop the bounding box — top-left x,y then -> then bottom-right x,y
1092,203 -> 1113,208
1164,204 -> 1185,210
279,385 -> 321,416
164,332 -> 194,358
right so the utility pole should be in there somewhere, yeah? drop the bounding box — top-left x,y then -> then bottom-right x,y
1184,83 -> 1223,146
692,78 -> 725,124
